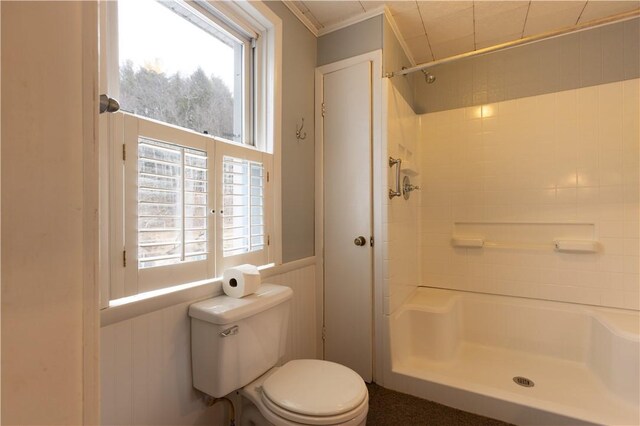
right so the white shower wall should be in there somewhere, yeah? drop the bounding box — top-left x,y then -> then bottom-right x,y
383,82 -> 422,314
418,79 -> 640,310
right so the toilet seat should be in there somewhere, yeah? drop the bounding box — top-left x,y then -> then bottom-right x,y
261,389 -> 368,425
242,360 -> 369,426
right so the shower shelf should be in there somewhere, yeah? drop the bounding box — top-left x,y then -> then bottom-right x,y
451,238 -> 600,253
451,222 -> 599,253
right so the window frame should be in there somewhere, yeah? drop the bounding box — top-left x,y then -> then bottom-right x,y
100,0 -> 282,308
111,0 -> 255,145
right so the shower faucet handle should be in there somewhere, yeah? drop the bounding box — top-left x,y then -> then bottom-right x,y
403,183 -> 421,193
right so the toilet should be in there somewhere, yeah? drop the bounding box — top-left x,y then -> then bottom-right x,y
189,283 -> 369,426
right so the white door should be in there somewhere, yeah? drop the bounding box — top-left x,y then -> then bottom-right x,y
322,60 -> 373,382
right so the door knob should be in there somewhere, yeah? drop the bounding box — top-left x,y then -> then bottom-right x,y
99,94 -> 120,114
354,236 -> 366,246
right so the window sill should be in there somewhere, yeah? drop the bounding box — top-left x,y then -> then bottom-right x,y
100,256 -> 315,326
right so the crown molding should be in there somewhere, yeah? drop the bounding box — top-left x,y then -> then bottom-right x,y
316,5 -> 385,36
282,1 -> 318,37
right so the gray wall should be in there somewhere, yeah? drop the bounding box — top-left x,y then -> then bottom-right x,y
383,15 -> 416,108
266,1 -> 317,263
317,15 -> 383,66
414,17 -> 640,113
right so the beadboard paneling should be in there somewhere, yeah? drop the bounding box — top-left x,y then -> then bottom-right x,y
264,264 -> 318,361
101,263 -> 317,425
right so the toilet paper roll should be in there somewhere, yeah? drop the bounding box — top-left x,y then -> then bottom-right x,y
222,264 -> 261,298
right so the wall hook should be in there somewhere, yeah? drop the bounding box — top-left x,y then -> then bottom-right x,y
296,118 -> 307,141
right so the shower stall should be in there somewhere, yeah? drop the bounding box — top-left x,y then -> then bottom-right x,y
376,16 -> 640,426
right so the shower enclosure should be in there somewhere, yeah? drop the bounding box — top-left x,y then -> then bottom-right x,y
376,16 -> 640,425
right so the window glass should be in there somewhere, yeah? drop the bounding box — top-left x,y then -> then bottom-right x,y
118,0 -> 243,142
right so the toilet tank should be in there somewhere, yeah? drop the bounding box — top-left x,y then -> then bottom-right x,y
189,283 -> 292,398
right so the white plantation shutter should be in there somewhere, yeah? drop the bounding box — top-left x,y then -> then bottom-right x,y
111,113 -> 272,301
121,115 -> 214,295
221,156 -> 265,256
216,143 -> 270,269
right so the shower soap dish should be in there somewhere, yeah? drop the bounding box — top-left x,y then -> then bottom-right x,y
554,240 -> 599,253
451,238 -> 484,248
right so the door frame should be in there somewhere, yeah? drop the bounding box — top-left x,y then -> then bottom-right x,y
314,50 -> 383,381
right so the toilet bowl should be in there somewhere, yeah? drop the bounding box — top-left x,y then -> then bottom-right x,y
241,359 -> 368,426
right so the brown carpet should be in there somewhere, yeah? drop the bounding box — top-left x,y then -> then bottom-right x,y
366,383 -> 512,426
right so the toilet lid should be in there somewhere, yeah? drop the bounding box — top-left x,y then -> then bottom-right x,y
261,359 -> 368,418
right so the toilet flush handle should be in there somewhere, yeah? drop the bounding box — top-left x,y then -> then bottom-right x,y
220,325 -> 239,337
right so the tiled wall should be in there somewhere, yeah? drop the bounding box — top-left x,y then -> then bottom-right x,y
414,18 -> 640,114
383,81 -> 422,314
418,79 -> 639,310
101,264 -> 317,425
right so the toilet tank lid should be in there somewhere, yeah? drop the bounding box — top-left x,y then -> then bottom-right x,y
189,283 -> 292,325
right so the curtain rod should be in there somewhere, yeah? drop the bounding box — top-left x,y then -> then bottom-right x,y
385,9 -> 640,78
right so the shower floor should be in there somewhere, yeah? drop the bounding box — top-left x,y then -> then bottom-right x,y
394,342 -> 639,425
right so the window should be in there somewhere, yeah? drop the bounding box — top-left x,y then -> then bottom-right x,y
101,0 -> 281,305
117,0 -> 254,144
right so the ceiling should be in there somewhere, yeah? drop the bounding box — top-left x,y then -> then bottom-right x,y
286,1 -> 640,64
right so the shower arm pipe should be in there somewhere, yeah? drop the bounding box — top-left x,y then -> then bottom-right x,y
389,157 -> 402,199
385,9 -> 640,78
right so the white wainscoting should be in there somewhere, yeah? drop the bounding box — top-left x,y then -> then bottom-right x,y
101,260 -> 317,425
263,262 -> 318,362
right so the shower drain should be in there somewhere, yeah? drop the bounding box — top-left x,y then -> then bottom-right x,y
513,376 -> 535,387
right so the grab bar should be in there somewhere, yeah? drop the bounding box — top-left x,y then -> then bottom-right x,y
389,157 -> 402,199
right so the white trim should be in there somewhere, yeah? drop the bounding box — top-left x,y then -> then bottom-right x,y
315,50 -> 383,380
281,1 -> 319,37
314,67 -> 325,359
101,256 -> 316,326
383,7 -> 417,67
0,2 -> 3,411
317,6 -> 385,37
231,1 -> 283,266
375,77 -> 387,385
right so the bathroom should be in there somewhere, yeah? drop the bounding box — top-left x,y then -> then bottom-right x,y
1,0 -> 639,425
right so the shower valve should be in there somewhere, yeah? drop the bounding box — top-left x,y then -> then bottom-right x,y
402,176 -> 420,200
